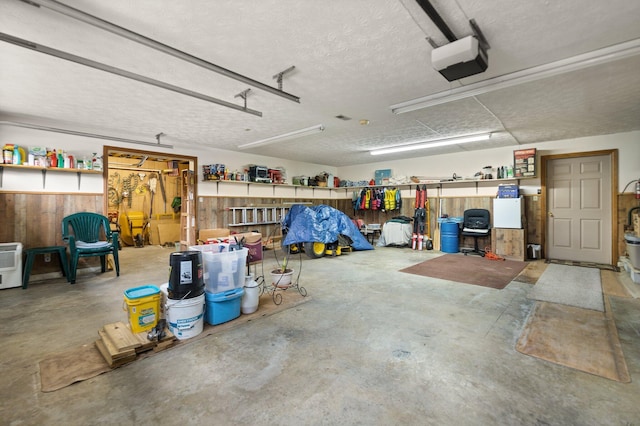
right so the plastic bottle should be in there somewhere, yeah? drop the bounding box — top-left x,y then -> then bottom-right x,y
50,150 -> 57,168
217,260 -> 235,291
12,146 -> 21,165
92,153 -> 103,171
241,274 -> 260,314
57,150 -> 64,168
2,144 -> 13,164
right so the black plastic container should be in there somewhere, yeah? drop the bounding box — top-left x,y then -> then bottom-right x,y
168,251 -> 204,299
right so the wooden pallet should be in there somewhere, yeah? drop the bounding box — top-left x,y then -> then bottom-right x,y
95,321 -> 176,368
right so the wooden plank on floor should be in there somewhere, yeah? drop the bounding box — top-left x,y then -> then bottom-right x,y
95,338 -> 137,368
98,329 -> 136,359
103,322 -> 141,352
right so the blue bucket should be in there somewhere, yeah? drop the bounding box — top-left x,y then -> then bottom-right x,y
440,222 -> 459,253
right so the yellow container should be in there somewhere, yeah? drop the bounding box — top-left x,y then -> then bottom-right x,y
123,285 -> 161,333
127,211 -> 146,229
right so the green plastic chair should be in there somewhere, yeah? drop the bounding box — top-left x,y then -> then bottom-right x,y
62,212 -> 120,284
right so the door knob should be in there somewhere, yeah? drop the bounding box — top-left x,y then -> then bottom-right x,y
548,211 -> 554,217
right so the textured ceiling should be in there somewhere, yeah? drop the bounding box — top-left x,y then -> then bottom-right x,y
1,0 -> 639,167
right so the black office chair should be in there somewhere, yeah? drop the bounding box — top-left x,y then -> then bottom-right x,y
461,209 -> 491,257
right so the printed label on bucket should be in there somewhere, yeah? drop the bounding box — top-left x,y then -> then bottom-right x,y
138,308 -> 156,326
174,313 -> 203,328
180,260 -> 193,284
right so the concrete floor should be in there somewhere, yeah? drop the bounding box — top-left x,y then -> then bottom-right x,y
1,245 -> 639,425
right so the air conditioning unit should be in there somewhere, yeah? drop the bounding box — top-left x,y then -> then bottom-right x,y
431,35 -> 488,81
0,242 -> 23,290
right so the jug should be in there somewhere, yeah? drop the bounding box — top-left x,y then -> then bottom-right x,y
241,274 -> 260,314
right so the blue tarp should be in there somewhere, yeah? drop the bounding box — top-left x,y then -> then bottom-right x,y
281,204 -> 374,251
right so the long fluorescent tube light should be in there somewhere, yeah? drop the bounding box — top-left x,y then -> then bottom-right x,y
370,133 -> 491,156
390,38 -> 640,114
238,124 -> 325,149
0,121 -> 174,148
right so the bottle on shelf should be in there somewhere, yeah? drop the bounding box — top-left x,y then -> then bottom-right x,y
12,145 -> 21,165
92,153 -> 103,171
2,144 -> 13,164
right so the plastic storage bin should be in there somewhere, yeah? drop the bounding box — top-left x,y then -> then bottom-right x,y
123,285 -> 161,333
190,245 -> 248,294
205,288 -> 244,325
625,233 -> 640,269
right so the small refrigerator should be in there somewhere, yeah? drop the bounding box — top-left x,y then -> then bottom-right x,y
493,197 -> 523,229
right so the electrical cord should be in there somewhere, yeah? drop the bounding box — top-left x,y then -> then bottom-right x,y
484,246 -> 505,261
621,178 -> 639,193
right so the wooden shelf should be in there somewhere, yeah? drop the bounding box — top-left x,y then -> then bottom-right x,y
202,176 -> 537,198
0,164 -> 103,189
0,164 -> 101,173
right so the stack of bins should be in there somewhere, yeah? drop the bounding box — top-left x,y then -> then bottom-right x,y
166,251 -> 206,339
190,244 -> 248,325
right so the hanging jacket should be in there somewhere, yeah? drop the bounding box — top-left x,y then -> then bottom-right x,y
395,188 -> 402,211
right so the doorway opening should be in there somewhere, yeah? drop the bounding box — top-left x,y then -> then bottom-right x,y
102,145 -> 197,249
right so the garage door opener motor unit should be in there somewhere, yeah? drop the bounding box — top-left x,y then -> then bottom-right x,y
431,36 -> 488,81
0,242 -> 23,289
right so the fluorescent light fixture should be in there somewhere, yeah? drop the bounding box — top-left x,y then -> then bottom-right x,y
238,124 -> 325,149
370,133 -> 491,156
390,38 -> 640,114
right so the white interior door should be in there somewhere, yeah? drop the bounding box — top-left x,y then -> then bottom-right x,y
546,154 -> 612,264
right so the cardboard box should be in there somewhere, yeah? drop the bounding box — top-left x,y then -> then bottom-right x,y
156,223 -> 180,245
231,231 -> 261,244
231,232 -> 262,263
199,228 -> 230,242
149,215 -> 179,245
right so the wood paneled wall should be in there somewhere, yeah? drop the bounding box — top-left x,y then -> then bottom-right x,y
197,194 -> 543,254
1,190 -> 632,277
0,193 -> 104,274
107,163 -> 182,220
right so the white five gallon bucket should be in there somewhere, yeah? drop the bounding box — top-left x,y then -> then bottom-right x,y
166,293 -> 205,340
159,283 -> 168,319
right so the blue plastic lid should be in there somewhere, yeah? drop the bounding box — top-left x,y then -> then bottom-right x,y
124,285 -> 161,299
625,233 -> 640,244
